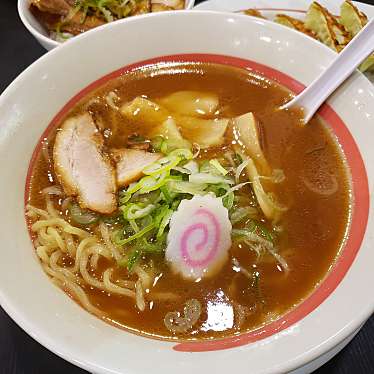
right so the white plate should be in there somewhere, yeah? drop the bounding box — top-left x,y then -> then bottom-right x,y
194,0 -> 374,82
194,0 -> 374,18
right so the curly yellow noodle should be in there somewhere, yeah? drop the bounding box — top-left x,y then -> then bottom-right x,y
62,231 -> 76,257
26,205 -> 49,219
91,243 -> 112,261
31,218 -> 89,238
49,250 -> 78,282
47,227 -> 67,253
27,198 -> 146,316
79,247 -> 137,299
37,227 -> 55,247
87,244 -> 112,269
116,278 -> 135,289
36,246 -> 51,264
78,247 -> 104,290
99,222 -> 122,261
71,237 -> 97,273
42,263 -> 73,284
90,253 -> 100,269
103,269 -> 136,298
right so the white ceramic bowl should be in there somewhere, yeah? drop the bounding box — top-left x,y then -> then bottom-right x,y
17,0 -> 196,50
1,10 -> 374,374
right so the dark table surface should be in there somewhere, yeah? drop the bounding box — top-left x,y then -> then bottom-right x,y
1,0 -> 374,373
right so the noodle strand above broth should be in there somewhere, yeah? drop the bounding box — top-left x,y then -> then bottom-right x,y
26,62 -> 350,340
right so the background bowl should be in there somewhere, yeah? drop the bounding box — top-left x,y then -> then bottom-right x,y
1,10 -> 374,374
17,0 -> 196,50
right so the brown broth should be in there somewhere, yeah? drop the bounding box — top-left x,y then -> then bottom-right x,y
27,62 -> 350,340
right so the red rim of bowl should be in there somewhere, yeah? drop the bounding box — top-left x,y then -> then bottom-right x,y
24,53 -> 369,353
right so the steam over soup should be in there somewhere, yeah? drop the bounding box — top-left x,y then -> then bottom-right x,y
26,62 -> 350,340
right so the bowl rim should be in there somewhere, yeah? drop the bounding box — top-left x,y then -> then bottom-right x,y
17,0 -> 196,49
2,9 -> 374,374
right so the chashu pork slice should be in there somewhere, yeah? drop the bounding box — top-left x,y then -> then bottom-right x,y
30,0 -> 72,16
111,148 -> 162,187
53,113 -> 117,214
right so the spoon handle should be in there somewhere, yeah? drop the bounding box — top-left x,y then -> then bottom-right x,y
283,19 -> 374,123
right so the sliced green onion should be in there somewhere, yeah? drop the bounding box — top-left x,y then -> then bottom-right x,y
119,192 -> 132,204
172,166 -> 192,174
210,159 -> 228,176
157,209 -> 173,238
121,203 -> 156,220
131,190 -> 161,205
151,136 -> 165,152
124,180 -> 143,196
161,140 -> 169,154
255,221 -> 274,243
138,171 -> 169,194
129,219 -> 139,233
112,229 -> 126,246
189,173 -> 234,185
230,206 -> 258,225
183,160 -> 199,174
168,148 -> 193,160
199,160 -> 215,174
116,223 -> 155,246
166,175 -> 184,182
153,204 -> 170,227
168,180 -> 207,195
139,214 -> 153,228
171,198 -> 182,211
143,156 -> 180,175
207,183 -> 234,209
140,236 -> 165,253
222,191 -> 234,210
126,248 -> 141,272
121,203 -> 141,220
233,222 -> 274,243
160,185 -> 172,203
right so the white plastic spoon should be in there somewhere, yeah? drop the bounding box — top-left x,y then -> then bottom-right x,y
282,19 -> 374,123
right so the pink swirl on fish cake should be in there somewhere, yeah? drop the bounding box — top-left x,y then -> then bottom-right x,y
180,209 -> 220,268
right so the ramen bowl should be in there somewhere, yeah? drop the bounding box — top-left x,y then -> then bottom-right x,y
1,10 -> 374,374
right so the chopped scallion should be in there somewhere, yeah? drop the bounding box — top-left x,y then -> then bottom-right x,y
209,159 -> 228,176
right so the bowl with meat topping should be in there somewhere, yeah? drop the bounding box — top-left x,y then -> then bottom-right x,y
18,0 -> 195,50
1,10 -> 374,374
